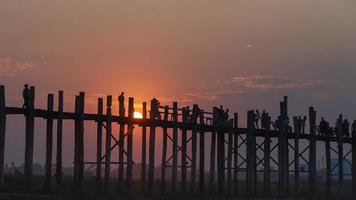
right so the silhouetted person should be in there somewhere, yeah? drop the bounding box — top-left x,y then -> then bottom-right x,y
282,117 -> 291,132
118,92 -> 125,114
319,117 -> 329,136
301,116 -> 307,134
224,109 -> 229,126
261,110 -> 267,129
343,119 -> 350,137
151,98 -> 161,120
190,105 -> 200,123
183,106 -> 190,122
352,120 -> 356,137
22,84 -> 31,109
254,110 -> 260,129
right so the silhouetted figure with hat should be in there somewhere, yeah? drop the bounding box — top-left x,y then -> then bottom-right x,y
22,84 -> 31,109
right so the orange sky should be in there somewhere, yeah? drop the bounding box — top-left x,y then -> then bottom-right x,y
1,0 -> 356,166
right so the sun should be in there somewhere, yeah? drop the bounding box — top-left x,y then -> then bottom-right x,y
134,111 -> 143,119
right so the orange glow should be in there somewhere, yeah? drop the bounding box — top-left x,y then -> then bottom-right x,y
134,111 -> 143,119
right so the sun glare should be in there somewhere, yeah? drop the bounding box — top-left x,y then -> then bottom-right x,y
134,111 -> 143,119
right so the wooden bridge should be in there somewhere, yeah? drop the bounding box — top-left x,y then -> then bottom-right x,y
0,85 -> 355,198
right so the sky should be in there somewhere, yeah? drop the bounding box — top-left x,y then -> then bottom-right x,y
0,0 -> 356,167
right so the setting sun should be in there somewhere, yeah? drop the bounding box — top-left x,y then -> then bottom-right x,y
134,111 -> 143,119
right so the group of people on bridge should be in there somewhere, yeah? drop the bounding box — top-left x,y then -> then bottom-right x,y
319,117 -> 356,138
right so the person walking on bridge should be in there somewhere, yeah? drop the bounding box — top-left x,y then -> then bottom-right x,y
22,84 -> 31,109
319,117 -> 330,137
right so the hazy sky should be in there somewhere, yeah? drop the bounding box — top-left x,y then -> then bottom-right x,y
1,0 -> 356,166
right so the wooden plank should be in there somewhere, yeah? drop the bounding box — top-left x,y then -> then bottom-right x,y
308,107 -> 316,196
126,97 -> 134,194
24,86 -> 35,190
44,94 -> 54,191
118,94 -> 125,193
209,108 -> 217,195
293,116 -> 300,196
199,111 -> 205,194
55,91 -> 63,185
264,115 -> 271,196
181,107 -> 188,194
0,86 -> 6,189
104,95 -> 112,191
96,98 -> 103,192
233,113 -> 238,196
141,102 -> 147,194
190,105 -> 198,194
148,99 -> 156,195
172,102 -> 178,195
161,106 -> 168,195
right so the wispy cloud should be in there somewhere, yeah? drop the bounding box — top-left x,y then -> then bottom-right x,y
183,90 -> 245,101
231,75 -> 321,89
0,57 -> 35,76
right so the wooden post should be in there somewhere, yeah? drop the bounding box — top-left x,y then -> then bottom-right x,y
227,120 -> 233,195
278,98 -> 288,197
78,92 -> 85,189
44,94 -> 54,191
337,114 -> 344,185
293,116 -> 300,196
199,110 -> 205,194
55,91 -> 63,185
308,107 -> 317,196
161,106 -> 168,195
181,107 -> 188,194
191,105 -> 198,194
73,95 -> 80,190
126,97 -> 134,194
104,95 -> 112,192
325,117 -> 331,196
172,102 -> 178,196
264,115 -> 271,196
0,86 -> 6,189
209,108 -> 217,195
233,113 -> 238,196
24,86 -> 35,190
96,98 -> 103,192
217,117 -> 225,196
148,99 -> 156,195
352,124 -> 356,197
141,102 -> 147,193
246,110 -> 256,197
118,94 -> 125,192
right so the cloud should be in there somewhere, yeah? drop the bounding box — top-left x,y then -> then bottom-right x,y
183,90 -> 245,101
231,75 -> 321,89
0,57 -> 35,76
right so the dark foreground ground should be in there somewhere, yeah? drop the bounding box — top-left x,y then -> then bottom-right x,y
0,175 -> 354,200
